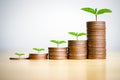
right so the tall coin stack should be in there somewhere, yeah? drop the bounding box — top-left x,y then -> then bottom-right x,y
68,40 -> 87,59
87,21 -> 106,59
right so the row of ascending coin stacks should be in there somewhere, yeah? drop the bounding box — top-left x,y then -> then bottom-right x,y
87,21 -> 106,59
68,40 -> 87,59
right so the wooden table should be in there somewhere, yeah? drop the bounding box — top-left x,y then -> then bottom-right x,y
0,51 -> 120,80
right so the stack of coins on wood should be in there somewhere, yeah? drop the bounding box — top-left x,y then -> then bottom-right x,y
68,40 -> 87,59
87,21 -> 106,59
49,47 -> 68,60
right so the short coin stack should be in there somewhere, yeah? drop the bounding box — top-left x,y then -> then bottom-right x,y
68,40 -> 87,59
87,21 -> 106,59
48,47 -> 68,60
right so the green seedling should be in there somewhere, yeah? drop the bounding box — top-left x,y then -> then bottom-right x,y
81,7 -> 112,21
32,48 -> 45,53
15,52 -> 25,58
50,40 -> 66,47
68,32 -> 86,40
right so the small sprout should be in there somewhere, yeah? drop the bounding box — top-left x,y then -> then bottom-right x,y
15,52 -> 25,58
50,40 -> 66,47
81,7 -> 112,21
68,32 -> 86,40
32,48 -> 45,53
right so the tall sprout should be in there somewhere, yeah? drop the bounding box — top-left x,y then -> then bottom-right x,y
81,7 -> 112,21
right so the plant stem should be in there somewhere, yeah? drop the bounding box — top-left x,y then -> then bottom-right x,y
76,36 -> 78,40
95,14 -> 97,21
95,8 -> 97,21
57,44 -> 59,47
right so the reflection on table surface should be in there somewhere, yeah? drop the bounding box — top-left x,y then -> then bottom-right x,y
0,51 -> 120,80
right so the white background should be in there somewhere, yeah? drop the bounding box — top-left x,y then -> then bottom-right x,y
0,0 -> 120,54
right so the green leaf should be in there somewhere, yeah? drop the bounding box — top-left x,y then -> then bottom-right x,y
15,52 -> 24,56
33,48 -> 39,51
97,9 -> 112,15
50,40 -> 59,44
68,32 -> 78,36
81,7 -> 96,14
58,41 -> 66,44
78,32 -> 86,36
39,48 -> 45,51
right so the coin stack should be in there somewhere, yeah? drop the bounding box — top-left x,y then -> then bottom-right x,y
87,21 -> 106,59
48,47 -> 68,60
68,40 -> 87,59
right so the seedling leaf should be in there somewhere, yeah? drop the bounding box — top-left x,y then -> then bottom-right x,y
68,32 -> 78,36
77,32 -> 86,36
50,40 -> 58,44
58,41 -> 66,44
81,7 -> 96,14
97,9 -> 112,15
